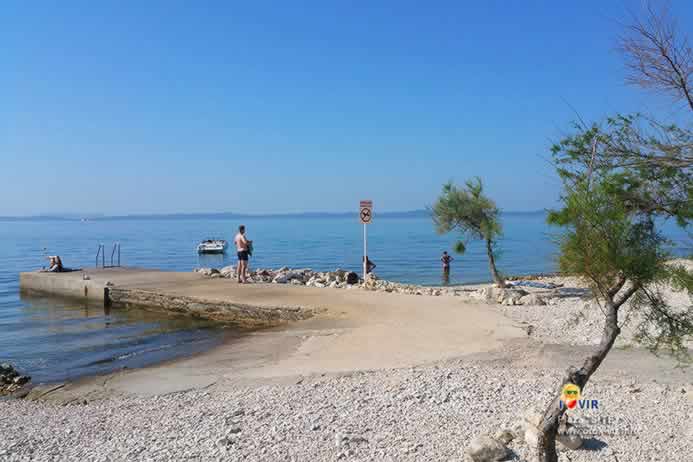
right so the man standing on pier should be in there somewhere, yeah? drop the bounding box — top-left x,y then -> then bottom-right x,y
234,225 -> 252,283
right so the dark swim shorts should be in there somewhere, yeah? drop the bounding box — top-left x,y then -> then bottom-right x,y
237,250 -> 249,261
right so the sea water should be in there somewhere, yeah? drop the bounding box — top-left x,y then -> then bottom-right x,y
1,213 -> 689,383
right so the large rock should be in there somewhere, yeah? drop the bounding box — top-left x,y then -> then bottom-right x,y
465,434 -> 509,462
273,270 -> 306,284
498,288 -> 529,305
519,293 -> 547,306
557,419 -> 583,450
476,286 -> 530,305
363,273 -> 379,290
219,265 -> 236,278
521,410 -> 583,451
345,272 -> 359,285
273,274 -> 290,284
0,362 -> 31,395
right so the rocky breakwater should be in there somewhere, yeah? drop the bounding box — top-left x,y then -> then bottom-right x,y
194,267 -> 470,297
193,267 -> 567,306
471,286 -> 547,306
0,363 -> 30,396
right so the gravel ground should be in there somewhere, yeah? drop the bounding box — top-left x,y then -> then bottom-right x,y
1,359 -> 691,462
3,263 -> 690,461
496,274 -> 692,349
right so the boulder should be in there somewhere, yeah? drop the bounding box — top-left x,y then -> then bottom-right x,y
493,429 -> 514,445
557,431 -> 582,450
519,293 -> 547,306
557,418 -> 583,450
220,265 -> 236,278
521,410 -> 583,451
0,362 -> 30,395
345,272 -> 359,285
465,434 -> 509,462
498,288 -> 529,305
273,274 -> 290,284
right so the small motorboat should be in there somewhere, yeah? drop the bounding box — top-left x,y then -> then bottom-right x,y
197,239 -> 228,254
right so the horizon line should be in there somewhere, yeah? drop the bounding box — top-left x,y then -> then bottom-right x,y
0,209 -> 548,220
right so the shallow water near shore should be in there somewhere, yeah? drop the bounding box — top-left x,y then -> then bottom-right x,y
1,213 -> 689,384
1,291 -> 233,384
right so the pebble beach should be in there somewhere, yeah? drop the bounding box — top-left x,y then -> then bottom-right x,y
2,266 -> 691,461
2,359 -> 691,461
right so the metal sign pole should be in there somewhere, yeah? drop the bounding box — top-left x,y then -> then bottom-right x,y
359,200 -> 372,281
363,223 -> 367,280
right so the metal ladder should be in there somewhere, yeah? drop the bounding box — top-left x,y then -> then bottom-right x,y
95,242 -> 121,268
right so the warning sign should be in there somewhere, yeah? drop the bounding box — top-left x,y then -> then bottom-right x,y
360,200 -> 373,224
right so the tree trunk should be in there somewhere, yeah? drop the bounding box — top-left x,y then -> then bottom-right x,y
532,300 -> 621,461
485,238 -> 505,288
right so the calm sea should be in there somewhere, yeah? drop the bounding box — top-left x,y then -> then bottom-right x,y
1,213 -> 689,383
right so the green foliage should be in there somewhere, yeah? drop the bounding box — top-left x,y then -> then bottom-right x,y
551,114 -> 693,227
547,178 -> 668,297
549,124 -> 693,361
453,241 -> 466,255
431,177 -> 505,285
432,177 -> 502,253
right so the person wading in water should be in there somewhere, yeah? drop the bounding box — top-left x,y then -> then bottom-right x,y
441,251 -> 453,284
234,225 -> 252,283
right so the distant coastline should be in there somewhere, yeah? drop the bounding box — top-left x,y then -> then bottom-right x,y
0,209 -> 547,222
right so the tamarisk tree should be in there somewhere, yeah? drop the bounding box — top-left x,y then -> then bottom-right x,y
431,177 -> 506,287
533,125 -> 693,461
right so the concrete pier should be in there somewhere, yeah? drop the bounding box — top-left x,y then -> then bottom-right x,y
19,268 -> 317,326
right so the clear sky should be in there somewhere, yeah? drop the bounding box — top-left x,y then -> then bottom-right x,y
2,1 -> 692,216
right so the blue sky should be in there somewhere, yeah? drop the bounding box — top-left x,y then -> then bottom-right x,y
2,1 -> 692,216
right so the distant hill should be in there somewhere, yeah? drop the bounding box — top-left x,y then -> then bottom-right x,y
0,209 -> 547,221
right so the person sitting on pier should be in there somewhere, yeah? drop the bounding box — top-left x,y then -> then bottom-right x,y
47,256 -> 64,272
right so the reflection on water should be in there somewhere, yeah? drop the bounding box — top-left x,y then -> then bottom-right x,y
441,268 -> 450,286
197,253 -> 229,268
1,293 -> 234,384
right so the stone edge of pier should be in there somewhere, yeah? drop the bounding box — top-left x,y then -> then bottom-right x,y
18,270 -> 316,327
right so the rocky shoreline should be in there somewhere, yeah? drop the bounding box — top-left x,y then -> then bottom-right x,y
0,363 -> 31,396
193,266 -> 562,305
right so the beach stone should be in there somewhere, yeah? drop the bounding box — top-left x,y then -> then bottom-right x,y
273,273 -> 290,284
557,418 -> 583,450
557,430 -> 582,450
519,293 -> 546,306
345,272 -> 359,285
493,429 -> 514,445
465,434 -> 509,462
13,375 -> 30,385
524,424 -> 541,447
523,409 -> 544,428
498,288 -> 528,305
